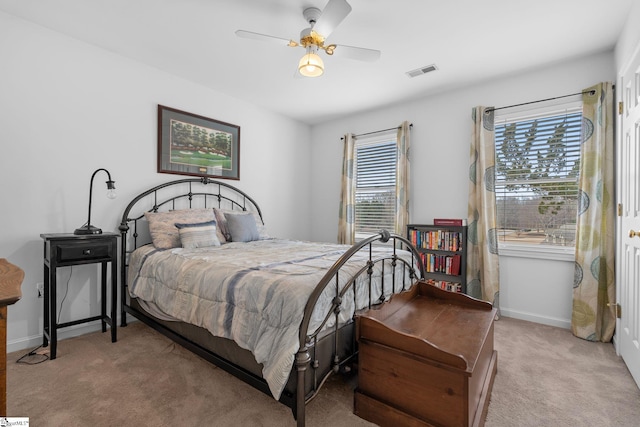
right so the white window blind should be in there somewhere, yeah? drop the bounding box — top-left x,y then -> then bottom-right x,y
495,102 -> 582,248
354,136 -> 397,235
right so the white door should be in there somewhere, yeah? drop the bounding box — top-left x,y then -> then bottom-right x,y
617,43 -> 640,389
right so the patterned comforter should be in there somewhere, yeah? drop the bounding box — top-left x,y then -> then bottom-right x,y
128,238 -> 415,399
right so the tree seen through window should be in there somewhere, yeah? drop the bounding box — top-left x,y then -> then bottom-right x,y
495,109 -> 582,246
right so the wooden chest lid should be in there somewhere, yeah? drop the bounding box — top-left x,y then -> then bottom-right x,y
356,281 -> 496,373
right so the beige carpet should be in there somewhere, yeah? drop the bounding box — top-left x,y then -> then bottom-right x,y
7,316 -> 640,426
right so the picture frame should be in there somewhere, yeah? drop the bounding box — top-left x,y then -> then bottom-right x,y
158,105 -> 240,180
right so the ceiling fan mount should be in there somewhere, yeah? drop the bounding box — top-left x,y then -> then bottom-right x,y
302,7 -> 322,26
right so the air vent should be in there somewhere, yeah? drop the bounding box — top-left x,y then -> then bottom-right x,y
406,64 -> 438,78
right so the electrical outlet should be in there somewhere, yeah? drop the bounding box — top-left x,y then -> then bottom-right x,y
36,282 -> 44,298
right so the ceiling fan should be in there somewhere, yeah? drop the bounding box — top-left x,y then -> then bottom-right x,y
235,0 -> 381,77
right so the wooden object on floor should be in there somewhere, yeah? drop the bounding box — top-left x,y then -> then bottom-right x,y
355,281 -> 497,427
0,259 -> 24,416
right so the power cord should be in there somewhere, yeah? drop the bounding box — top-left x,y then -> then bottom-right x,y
57,266 -> 72,324
17,266 -> 73,365
16,345 -> 49,365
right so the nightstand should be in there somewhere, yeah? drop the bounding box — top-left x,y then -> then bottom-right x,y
40,232 -> 118,359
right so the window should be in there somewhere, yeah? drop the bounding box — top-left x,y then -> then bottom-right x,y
494,101 -> 582,255
354,134 -> 397,238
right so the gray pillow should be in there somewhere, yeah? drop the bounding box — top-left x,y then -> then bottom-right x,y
225,213 -> 260,242
175,220 -> 221,249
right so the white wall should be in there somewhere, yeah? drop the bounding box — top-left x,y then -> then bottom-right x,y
615,0 -> 640,71
0,12 -> 311,352
310,51 -> 616,328
0,8 -> 623,354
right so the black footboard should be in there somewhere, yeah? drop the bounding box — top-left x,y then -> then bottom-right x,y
293,230 -> 424,426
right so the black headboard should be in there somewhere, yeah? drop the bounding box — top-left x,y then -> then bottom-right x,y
118,177 -> 263,283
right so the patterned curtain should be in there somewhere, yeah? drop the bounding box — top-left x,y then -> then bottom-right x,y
467,107 -> 500,309
338,133 -> 356,245
395,121 -> 411,236
572,82 -> 616,342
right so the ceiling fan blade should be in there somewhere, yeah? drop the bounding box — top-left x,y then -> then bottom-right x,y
313,0 -> 352,38
332,44 -> 381,62
235,30 -> 298,47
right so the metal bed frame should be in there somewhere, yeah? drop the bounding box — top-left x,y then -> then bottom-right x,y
118,177 -> 425,426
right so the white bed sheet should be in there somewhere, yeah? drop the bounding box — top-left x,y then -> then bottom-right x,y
127,238 -> 416,399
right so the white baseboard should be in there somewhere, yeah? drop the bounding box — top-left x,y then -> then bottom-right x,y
500,307 -> 571,329
9,308 -> 570,354
8,321 -> 108,354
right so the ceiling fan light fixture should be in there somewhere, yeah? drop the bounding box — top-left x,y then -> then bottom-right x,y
298,51 -> 324,77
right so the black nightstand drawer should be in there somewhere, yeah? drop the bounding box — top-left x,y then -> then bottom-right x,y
57,242 -> 112,262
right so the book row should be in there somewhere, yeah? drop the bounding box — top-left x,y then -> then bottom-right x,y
420,253 -> 462,276
424,278 -> 463,293
409,229 -> 464,251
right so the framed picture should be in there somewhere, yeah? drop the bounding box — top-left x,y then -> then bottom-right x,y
158,105 -> 240,180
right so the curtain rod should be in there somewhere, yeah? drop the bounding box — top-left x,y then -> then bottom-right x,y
485,88 -> 607,113
341,123 -> 413,140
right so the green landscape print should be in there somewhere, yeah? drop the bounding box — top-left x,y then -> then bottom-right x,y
169,119 -> 233,171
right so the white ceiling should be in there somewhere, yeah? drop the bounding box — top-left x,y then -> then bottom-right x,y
0,0 -> 633,125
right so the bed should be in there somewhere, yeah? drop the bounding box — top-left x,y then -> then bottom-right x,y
118,177 -> 425,426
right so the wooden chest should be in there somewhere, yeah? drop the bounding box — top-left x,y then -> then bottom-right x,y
354,281 -> 497,427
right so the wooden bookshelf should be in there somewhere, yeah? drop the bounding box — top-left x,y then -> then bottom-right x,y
407,223 -> 467,293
